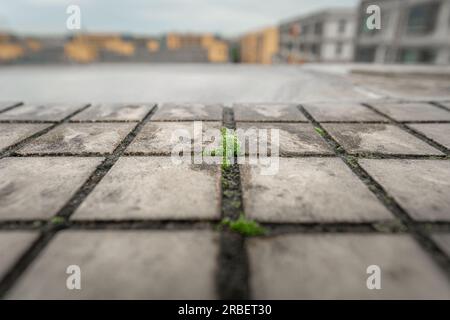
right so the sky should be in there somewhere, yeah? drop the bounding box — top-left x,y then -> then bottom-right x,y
0,0 -> 358,36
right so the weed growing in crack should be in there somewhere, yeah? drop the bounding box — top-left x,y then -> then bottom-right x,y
314,127 -> 326,137
218,214 -> 266,236
50,216 -> 66,225
203,127 -> 241,169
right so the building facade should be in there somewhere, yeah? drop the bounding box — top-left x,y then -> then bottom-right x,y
165,33 -> 229,63
278,8 -> 356,63
240,27 -> 279,64
355,0 -> 450,64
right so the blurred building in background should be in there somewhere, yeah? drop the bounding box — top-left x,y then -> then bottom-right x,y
1,0 -> 450,65
277,8 -> 356,63
239,27 -> 279,64
164,33 -> 229,63
355,0 -> 450,65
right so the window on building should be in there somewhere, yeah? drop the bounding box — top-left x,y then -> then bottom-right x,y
336,42 -> 343,56
338,20 -> 347,33
311,44 -> 321,56
398,48 -> 436,64
314,22 -> 323,35
299,43 -> 305,52
406,2 -> 440,34
355,47 -> 376,62
302,25 -> 309,35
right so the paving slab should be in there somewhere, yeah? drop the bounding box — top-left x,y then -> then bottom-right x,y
71,103 -> 154,121
248,234 -> 450,299
0,102 -> 20,112
359,159 -> 450,222
304,102 -> 386,122
408,123 -> 450,149
0,103 -> 86,121
240,157 -> 392,222
73,157 -> 221,220
17,123 -> 135,154
432,234 -> 450,258
0,157 -> 102,219
234,103 -> 307,122
0,232 -> 38,279
236,122 -> 333,155
126,121 -> 222,155
0,123 -> 51,151
7,230 -> 219,299
370,102 -> 450,121
151,103 -> 222,121
323,123 -> 443,155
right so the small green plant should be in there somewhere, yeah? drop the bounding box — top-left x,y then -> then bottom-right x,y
219,214 -> 266,236
204,127 -> 241,169
314,127 -> 325,137
50,216 -> 65,225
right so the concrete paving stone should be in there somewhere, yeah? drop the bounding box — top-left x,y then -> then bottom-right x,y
17,123 -> 135,154
323,123 -> 443,155
248,234 -> 450,299
0,232 -> 38,279
0,123 -> 51,151
151,103 -> 222,121
0,101 -> 20,112
370,102 -> 450,121
0,157 -> 102,219
408,123 -> 450,149
7,230 -> 219,299
359,159 -> 450,222
126,121 -> 222,155
71,103 -> 154,121
304,102 -> 387,122
432,234 -> 450,258
0,103 -> 86,121
234,103 -> 307,122
236,122 -> 333,155
73,157 -> 221,220
240,157 -> 392,222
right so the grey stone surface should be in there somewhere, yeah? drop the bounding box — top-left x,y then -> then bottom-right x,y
323,123 -> 443,155
234,103 -> 307,122
0,123 -> 50,151
432,234 -> 450,257
0,157 -> 102,219
304,102 -> 386,122
240,158 -> 392,222
0,232 -> 38,278
370,102 -> 450,121
17,123 -> 135,154
0,103 -> 86,121
151,103 -> 222,121
360,159 -> 450,222
236,122 -> 333,155
409,123 -> 450,149
73,157 -> 221,220
72,103 -> 154,121
8,230 -> 219,299
0,102 -> 20,112
126,121 -> 222,155
248,234 -> 450,299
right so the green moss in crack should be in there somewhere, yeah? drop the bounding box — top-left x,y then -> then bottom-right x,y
219,214 -> 266,236
50,216 -> 66,225
314,127 -> 326,137
347,155 -> 358,167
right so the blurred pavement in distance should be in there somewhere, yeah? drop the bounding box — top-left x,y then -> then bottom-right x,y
0,63 -> 449,104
